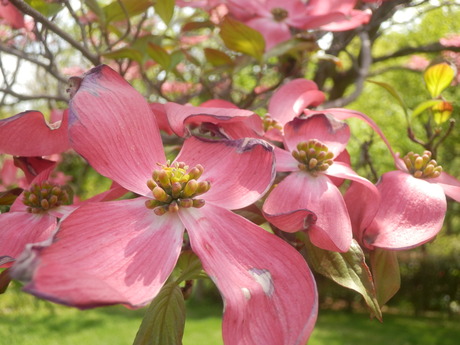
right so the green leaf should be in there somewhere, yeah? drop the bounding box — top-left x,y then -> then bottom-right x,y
102,47 -> 144,63
25,0 -> 64,17
133,282 -> 186,345
424,62 -> 456,98
369,248 -> 400,307
175,250 -> 204,283
204,48 -> 234,67
432,101 -> 454,124
103,0 -> 152,24
181,21 -> 214,32
264,37 -> 318,60
411,99 -> 443,118
300,234 -> 382,321
84,0 -> 106,25
147,43 -> 171,70
219,17 -> 265,62
367,79 -> 408,119
154,0 -> 175,26
0,188 -> 22,206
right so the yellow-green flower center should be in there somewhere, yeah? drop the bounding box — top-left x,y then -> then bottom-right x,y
23,181 -> 70,214
403,151 -> 442,179
145,161 -> 211,216
263,115 -> 283,132
271,8 -> 288,22
292,140 -> 334,175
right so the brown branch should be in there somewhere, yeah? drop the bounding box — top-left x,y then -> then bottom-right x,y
0,87 -> 68,103
8,0 -> 100,66
374,43 -> 460,63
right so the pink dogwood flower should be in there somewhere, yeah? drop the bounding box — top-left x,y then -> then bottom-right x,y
226,0 -> 311,51
12,65 -> 318,345
0,157 -> 125,267
346,151 -> 460,250
0,0 -> 25,29
263,113 -> 379,252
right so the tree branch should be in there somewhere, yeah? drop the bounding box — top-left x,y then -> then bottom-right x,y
374,43 -> 460,63
8,0 -> 100,66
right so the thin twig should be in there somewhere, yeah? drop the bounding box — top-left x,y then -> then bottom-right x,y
8,0 -> 100,66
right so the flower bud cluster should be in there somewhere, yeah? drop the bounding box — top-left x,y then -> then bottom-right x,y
271,8 -> 289,22
403,151 -> 442,179
145,161 -> 211,216
263,115 -> 283,132
23,181 -> 70,214
292,139 -> 334,175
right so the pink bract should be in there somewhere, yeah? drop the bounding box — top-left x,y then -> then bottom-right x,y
12,65 -> 318,345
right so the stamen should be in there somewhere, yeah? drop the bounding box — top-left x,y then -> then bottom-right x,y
263,115 -> 283,132
146,162 -> 211,215
403,151 -> 442,179
23,181 -> 71,213
292,140 -> 334,175
271,8 -> 288,22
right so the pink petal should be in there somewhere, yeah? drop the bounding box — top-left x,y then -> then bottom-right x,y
0,1 -> 25,29
263,172 -> 352,252
0,212 -> 56,266
433,171 -> 460,202
274,146 -> 298,172
164,102 -> 263,138
175,136 -> 275,210
320,9 -> 372,31
0,110 -> 70,156
364,171 -> 447,250
13,157 -> 56,185
68,65 -> 166,196
268,79 -> 325,125
14,198 -> 184,308
309,108 -> 403,169
149,103 -> 174,135
283,114 -> 350,157
179,204 -> 318,345
245,17 -> 290,51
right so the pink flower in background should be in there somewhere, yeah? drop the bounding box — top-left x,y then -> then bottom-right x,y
302,0 -> 372,31
263,78 -> 325,141
347,151 -> 460,250
406,55 -> 430,71
226,0 -> 310,50
12,65 -> 318,345
0,0 -> 25,29
263,114 -> 379,252
0,157 -> 26,191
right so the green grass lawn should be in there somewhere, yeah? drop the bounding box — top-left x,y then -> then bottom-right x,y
1,285 -> 459,345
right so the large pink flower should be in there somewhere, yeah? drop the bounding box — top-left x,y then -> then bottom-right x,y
346,151 -> 460,250
12,65 -> 318,345
0,0 -> 24,29
263,113 -> 379,252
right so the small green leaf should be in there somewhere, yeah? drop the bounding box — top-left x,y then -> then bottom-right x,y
102,47 -> 144,63
370,248 -> 400,307
367,80 -> 408,119
175,250 -> 204,282
424,62 -> 456,98
300,234 -> 382,321
181,21 -> 214,32
154,0 -> 175,25
432,101 -> 454,124
204,48 -> 234,67
84,0 -> 106,24
0,188 -> 22,205
25,0 -> 64,17
103,0 -> 152,24
133,282 -> 186,345
411,99 -> 443,118
219,17 -> 265,61
147,43 -> 171,70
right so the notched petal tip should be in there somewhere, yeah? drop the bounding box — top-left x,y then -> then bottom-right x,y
233,137 -> 274,153
66,76 -> 83,99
